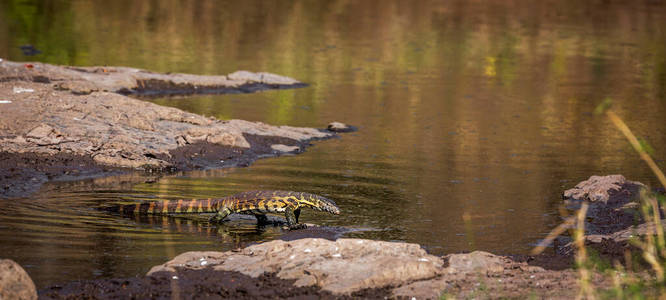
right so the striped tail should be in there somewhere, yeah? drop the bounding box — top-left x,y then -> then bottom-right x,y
105,198 -> 221,215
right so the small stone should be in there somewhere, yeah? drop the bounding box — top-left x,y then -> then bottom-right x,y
12,87 -> 35,94
327,122 -> 355,133
271,144 -> 300,153
0,259 -> 37,300
26,124 -> 55,139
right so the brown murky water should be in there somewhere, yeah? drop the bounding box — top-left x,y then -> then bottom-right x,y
1,0 -> 666,288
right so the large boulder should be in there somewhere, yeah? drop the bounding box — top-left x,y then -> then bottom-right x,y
148,238 -> 444,295
0,259 -> 37,300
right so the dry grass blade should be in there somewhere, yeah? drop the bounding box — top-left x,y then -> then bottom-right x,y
606,110 -> 666,190
531,216 -> 576,255
574,202 -> 596,300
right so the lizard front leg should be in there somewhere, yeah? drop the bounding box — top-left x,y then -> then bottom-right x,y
254,214 -> 268,225
209,207 -> 232,224
285,207 -> 306,230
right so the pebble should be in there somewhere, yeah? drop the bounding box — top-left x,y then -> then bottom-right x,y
12,87 -> 34,94
327,121 -> 356,133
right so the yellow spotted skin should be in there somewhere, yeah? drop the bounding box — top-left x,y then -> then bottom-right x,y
107,190 -> 340,229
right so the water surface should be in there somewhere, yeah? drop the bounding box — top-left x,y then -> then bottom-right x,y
1,0 -> 666,287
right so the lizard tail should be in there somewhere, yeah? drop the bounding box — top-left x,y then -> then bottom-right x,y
105,198 -> 220,215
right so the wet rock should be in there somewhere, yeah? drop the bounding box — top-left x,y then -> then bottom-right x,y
147,238 -> 444,295
557,175 -> 666,256
0,259 -> 37,300
563,175 -> 646,235
327,121 -> 356,133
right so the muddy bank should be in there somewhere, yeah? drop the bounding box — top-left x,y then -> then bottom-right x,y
0,60 -> 345,198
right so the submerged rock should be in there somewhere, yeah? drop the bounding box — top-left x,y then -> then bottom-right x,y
0,259 -> 37,300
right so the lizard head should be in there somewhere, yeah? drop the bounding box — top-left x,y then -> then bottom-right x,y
297,193 -> 341,215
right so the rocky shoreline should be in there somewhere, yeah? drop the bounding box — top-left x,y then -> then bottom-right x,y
0,175 -> 658,299
0,60 -> 350,198
1,60 -> 665,299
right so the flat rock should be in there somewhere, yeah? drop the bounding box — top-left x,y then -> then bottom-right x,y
0,259 -> 37,300
147,238 -> 444,295
143,239 -> 596,300
563,174 -> 645,206
0,60 -> 304,96
227,70 -> 301,85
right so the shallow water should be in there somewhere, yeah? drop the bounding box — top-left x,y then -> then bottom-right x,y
1,0 -> 666,288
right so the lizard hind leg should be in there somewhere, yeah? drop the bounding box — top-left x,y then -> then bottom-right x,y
209,207 -> 232,224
